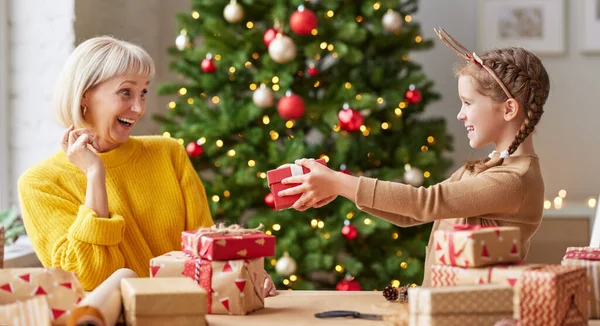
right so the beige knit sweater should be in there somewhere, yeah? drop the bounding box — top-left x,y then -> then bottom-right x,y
355,154 -> 544,287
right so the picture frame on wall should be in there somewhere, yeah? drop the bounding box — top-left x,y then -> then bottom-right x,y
581,0 -> 600,53
478,0 -> 565,55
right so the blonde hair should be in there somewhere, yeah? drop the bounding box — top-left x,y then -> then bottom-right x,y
51,36 -> 155,128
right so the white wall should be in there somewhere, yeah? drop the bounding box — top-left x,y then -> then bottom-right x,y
7,0 -> 74,207
414,0 -> 600,201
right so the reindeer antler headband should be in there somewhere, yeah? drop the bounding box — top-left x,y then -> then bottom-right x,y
434,28 -> 513,100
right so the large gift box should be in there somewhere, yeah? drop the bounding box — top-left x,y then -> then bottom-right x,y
408,284 -> 514,326
562,246 -> 600,319
266,158 -> 326,210
433,225 -> 521,268
431,264 -> 588,326
121,277 -> 207,326
0,267 -> 85,325
150,251 -> 265,315
181,224 -> 275,260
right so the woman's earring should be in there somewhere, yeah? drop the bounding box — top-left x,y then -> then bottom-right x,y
82,106 -> 87,115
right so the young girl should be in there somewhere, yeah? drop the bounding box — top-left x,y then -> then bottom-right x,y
277,28 -> 550,287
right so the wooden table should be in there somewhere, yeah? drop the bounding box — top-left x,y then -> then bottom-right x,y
206,291 -> 600,326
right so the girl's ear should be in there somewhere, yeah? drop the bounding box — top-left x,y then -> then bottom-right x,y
503,99 -> 520,122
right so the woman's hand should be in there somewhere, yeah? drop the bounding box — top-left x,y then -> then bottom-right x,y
263,270 -> 277,297
278,159 -> 340,211
61,125 -> 103,175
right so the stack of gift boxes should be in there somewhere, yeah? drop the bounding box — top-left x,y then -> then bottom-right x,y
148,225 -> 276,316
408,225 -> 589,326
561,246 -> 600,319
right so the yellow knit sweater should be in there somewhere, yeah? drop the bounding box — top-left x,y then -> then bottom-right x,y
18,136 -> 213,290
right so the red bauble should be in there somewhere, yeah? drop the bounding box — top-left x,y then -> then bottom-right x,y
201,57 -> 217,73
186,142 -> 204,158
338,108 -> 364,132
336,277 -> 361,291
307,66 -> 318,76
264,193 -> 275,209
264,28 -> 279,47
341,224 -> 358,240
277,92 -> 305,120
290,6 -> 318,36
340,169 -> 351,175
405,89 -> 422,104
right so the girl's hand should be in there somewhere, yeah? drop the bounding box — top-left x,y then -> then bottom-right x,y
278,158 -> 339,211
61,125 -> 104,175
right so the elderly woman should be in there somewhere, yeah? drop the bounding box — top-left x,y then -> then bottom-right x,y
17,36 -> 276,295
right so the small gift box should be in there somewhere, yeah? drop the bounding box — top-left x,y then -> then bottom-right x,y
433,225 -> 521,268
0,296 -> 51,326
149,251 -> 265,315
431,264 -> 588,326
183,256 -> 265,315
0,267 -> 85,325
562,246 -> 600,319
121,277 -> 207,326
150,251 -> 188,278
181,224 -> 276,260
266,158 -> 326,210
408,284 -> 514,326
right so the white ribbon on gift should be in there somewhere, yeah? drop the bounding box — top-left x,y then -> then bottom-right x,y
290,164 -> 304,177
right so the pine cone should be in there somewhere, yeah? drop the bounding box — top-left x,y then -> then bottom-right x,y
398,285 -> 410,303
382,285 -> 398,301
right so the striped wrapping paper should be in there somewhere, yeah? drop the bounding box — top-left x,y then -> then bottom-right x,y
0,296 -> 51,326
562,246 -> 600,319
431,264 -> 588,326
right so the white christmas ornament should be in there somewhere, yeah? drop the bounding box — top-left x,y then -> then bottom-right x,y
403,167 -> 424,187
175,33 -> 189,51
224,0 -> 244,23
275,252 -> 297,277
268,34 -> 296,63
305,128 -> 325,146
252,84 -> 274,108
382,10 -> 403,33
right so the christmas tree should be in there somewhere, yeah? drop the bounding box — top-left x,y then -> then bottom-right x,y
155,0 -> 453,290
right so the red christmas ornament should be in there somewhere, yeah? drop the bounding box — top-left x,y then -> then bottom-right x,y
264,193 -> 275,209
263,28 -> 279,47
404,87 -> 422,104
290,5 -> 318,36
341,224 -> 358,240
201,55 -> 217,73
307,66 -> 318,77
186,141 -> 204,158
339,164 -> 351,175
277,91 -> 305,120
336,275 -> 361,291
338,104 -> 364,132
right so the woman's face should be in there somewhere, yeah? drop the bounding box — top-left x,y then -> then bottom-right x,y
82,74 -> 149,151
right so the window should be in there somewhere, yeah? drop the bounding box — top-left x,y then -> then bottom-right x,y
0,0 -> 9,209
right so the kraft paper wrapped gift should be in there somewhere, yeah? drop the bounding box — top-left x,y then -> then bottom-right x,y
121,277 -> 207,326
266,158 -> 326,210
562,246 -> 600,319
408,284 -> 514,326
133,315 -> 207,326
0,267 -> 85,325
183,256 -> 265,315
431,264 -> 588,326
181,225 -> 275,260
0,296 -> 51,326
149,251 -> 265,315
433,225 -> 521,268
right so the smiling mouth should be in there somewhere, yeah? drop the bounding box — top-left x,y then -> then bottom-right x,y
117,117 -> 135,127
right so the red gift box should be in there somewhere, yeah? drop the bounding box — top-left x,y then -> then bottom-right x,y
181,230 -> 275,260
266,158 -> 326,211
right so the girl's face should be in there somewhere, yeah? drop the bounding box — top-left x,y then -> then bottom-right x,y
456,75 -> 506,149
